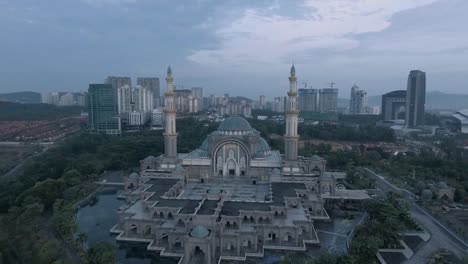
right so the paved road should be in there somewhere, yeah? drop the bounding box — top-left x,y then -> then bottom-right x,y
1,146 -> 49,179
364,168 -> 468,262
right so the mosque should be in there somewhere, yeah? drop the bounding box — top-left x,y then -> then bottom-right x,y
111,65 -> 369,264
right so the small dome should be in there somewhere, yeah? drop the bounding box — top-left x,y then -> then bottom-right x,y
436,182 -> 448,189
129,172 -> 139,179
143,155 -> 157,162
218,116 -> 252,132
257,138 -> 270,152
190,226 -> 210,238
311,155 -> 321,161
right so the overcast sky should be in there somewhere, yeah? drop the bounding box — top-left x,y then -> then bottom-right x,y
1,0 -> 467,98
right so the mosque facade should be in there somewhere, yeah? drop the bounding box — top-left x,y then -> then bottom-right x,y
111,65 -> 369,264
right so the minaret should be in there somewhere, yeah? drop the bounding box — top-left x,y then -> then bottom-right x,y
164,65 -> 177,159
285,64 -> 299,162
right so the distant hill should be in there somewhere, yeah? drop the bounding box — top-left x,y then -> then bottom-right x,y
367,91 -> 468,110
0,101 -> 85,121
0,91 -> 41,104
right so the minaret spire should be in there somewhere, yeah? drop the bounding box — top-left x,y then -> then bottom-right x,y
164,65 -> 177,159
284,63 -> 299,163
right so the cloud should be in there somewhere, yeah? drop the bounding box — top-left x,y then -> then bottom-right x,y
187,0 -> 439,69
82,0 -> 137,7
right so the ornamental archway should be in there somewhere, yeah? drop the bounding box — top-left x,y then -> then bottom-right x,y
212,139 -> 250,177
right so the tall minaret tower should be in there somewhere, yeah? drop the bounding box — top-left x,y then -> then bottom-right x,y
164,65 -> 177,159
285,64 -> 299,162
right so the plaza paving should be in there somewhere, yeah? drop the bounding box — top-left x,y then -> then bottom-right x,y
178,179 -> 271,202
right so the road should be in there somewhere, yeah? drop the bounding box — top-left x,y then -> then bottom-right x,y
1,145 -> 49,179
364,168 -> 468,262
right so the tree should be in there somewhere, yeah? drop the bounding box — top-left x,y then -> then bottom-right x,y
422,189 -> 434,202
87,242 -> 116,264
32,239 -> 61,264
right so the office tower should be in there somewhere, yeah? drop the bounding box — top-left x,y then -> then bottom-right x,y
88,84 -> 121,135
381,90 -> 406,120
137,77 -> 160,108
319,88 -> 338,113
298,88 -> 318,111
405,70 -> 426,127
259,95 -> 266,110
105,76 -> 131,110
349,84 -> 367,114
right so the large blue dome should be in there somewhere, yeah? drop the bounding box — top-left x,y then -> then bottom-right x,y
218,116 -> 253,132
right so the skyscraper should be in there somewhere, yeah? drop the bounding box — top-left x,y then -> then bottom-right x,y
137,77 -> 160,108
319,88 -> 338,113
349,84 -> 367,114
298,88 -> 318,112
105,76 -> 131,111
88,84 -> 121,135
405,70 -> 426,127
259,95 -> 266,110
381,90 -> 406,120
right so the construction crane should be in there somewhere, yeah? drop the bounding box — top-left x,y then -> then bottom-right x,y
327,81 -> 336,88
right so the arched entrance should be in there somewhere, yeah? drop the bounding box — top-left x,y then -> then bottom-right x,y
212,140 -> 250,177
192,246 -> 205,264
227,159 -> 236,176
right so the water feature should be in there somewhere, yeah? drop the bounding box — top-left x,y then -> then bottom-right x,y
75,188 -> 178,264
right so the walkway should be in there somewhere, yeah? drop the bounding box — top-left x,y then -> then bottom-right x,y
364,168 -> 468,262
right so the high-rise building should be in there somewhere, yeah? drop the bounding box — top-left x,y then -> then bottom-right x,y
405,70 -> 426,127
381,90 -> 406,120
58,92 -> 74,106
117,85 -> 132,117
117,84 -> 153,127
105,76 -> 131,110
151,108 -> 165,127
137,77 -> 160,108
349,84 -> 367,114
272,97 -> 286,113
88,84 -> 121,135
319,88 -> 338,113
298,88 -> 318,112
191,87 -> 203,111
259,95 -> 266,110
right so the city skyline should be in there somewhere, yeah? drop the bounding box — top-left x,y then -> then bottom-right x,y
1,1 -> 468,97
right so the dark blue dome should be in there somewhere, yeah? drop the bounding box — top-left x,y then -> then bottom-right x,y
218,116 -> 252,131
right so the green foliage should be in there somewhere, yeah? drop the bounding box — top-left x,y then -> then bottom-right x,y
0,101 -> 84,121
87,242 -> 116,264
379,151 -> 468,202
32,239 -> 62,264
350,194 -> 420,263
0,118 -> 216,263
299,123 -> 394,142
338,114 -> 382,126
